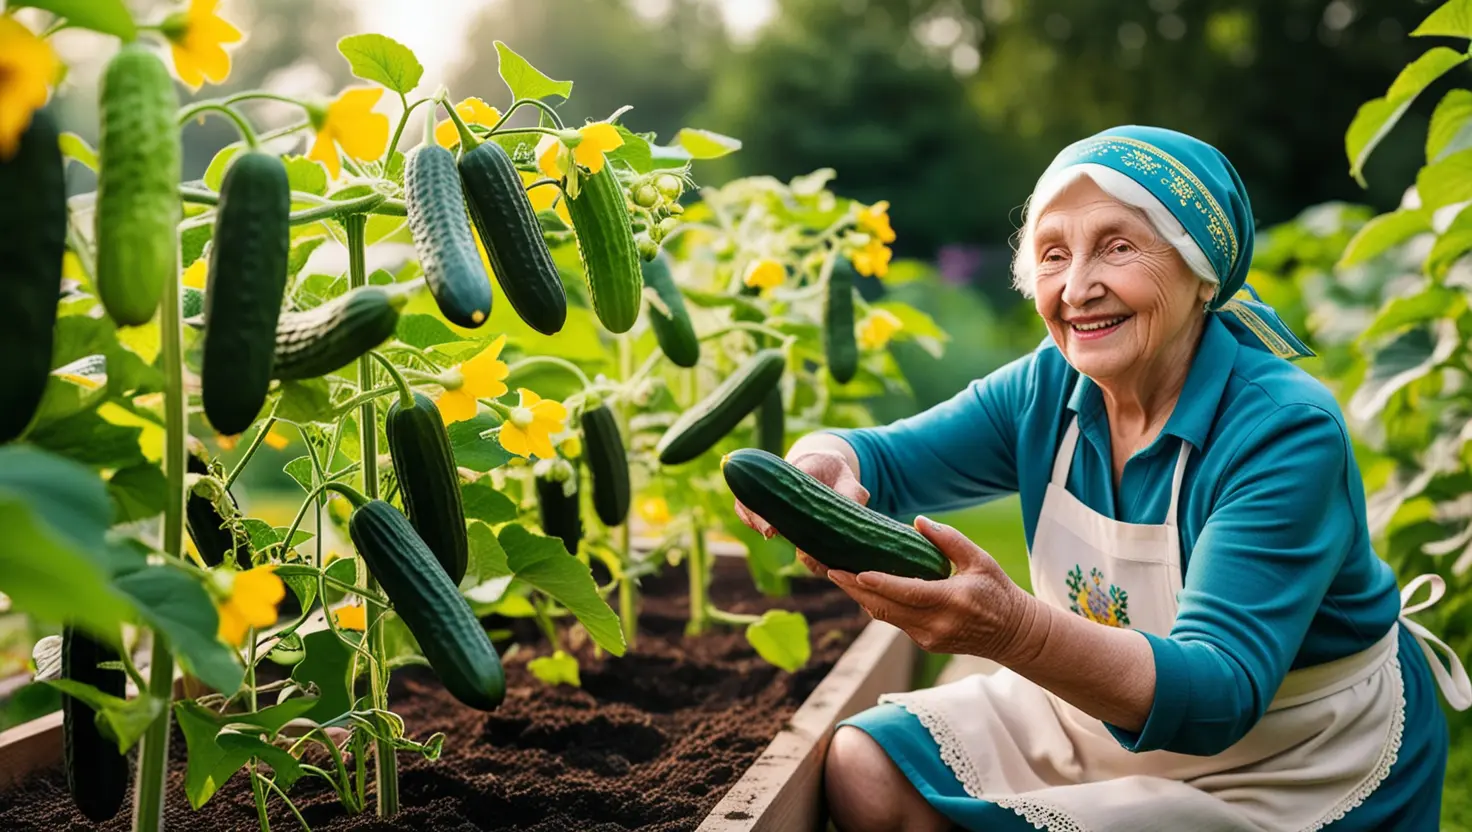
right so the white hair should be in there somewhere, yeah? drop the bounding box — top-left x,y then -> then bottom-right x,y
1008,163 -> 1218,298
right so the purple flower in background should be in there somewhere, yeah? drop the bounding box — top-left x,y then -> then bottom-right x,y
937,244 -> 985,285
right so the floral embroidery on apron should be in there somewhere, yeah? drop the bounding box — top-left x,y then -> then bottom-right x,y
1065,565 -> 1129,627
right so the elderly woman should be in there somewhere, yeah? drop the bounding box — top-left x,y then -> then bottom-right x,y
735,126 -> 1472,831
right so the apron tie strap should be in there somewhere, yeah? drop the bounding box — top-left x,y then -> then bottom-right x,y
1399,573 -> 1472,711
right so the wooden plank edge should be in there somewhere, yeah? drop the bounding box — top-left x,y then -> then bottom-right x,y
696,620 -> 914,832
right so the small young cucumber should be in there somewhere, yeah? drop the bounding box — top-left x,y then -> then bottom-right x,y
185,436 -> 250,571
580,405 -> 630,527
95,44 -> 181,327
721,448 -> 951,580
641,250 -> 700,368
656,348 -> 786,465
565,163 -> 642,334
536,469 -> 582,557
62,627 -> 130,823
0,106 -> 66,444
273,285 -> 406,381
458,141 -> 567,335
824,257 -> 859,384
347,499 -> 505,711
201,151 -> 291,436
406,143 -> 493,328
386,392 -> 468,584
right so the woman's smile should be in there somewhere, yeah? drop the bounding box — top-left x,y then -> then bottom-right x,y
1067,314 -> 1133,340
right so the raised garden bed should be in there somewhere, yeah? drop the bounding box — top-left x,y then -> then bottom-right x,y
0,555 -> 915,831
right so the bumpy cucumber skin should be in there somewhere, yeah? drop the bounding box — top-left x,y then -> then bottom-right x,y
536,471 -> 582,557
185,437 -> 250,571
656,348 -> 786,465
387,392 -> 468,584
273,286 -> 405,381
62,627 -> 130,823
406,144 -> 492,328
459,141 -> 567,335
201,151 -> 291,436
641,251 -> 700,368
95,44 -> 180,327
825,257 -> 859,384
580,405 -> 630,527
566,163 -> 642,334
349,500 -> 505,711
755,386 -> 785,457
722,449 -> 951,580
0,107 -> 65,444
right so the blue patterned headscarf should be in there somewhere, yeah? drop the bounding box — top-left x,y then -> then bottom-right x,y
1040,125 -> 1314,360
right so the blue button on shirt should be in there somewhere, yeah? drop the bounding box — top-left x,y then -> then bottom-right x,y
828,314 -> 1404,756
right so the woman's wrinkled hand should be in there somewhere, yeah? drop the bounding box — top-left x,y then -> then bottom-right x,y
732,449 -> 869,578
826,516 -> 1033,660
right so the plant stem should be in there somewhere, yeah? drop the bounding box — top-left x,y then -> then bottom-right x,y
707,607 -> 760,626
698,321 -> 789,344
290,193 -> 386,226
177,102 -> 260,149
506,355 -> 593,389
180,186 -> 220,206
225,399 -> 281,489
251,771 -> 272,832
614,336 -> 638,647
262,776 -> 312,831
491,98 -> 566,131
685,510 -> 710,637
385,95 -> 434,164
370,351 -> 416,408
334,385 -> 400,417
346,214 -> 398,818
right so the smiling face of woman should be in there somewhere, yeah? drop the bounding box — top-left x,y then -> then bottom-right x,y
1029,176 -> 1215,386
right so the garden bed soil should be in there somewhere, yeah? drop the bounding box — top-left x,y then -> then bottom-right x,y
0,557 -> 871,831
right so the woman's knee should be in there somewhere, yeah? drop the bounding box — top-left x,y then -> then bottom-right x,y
825,726 -> 951,832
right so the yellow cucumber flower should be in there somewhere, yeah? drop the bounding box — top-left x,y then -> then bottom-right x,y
856,200 -> 896,244
637,496 -> 671,527
559,434 -> 582,459
334,604 -> 367,631
499,388 -> 567,460
535,122 -> 624,179
216,565 -> 285,647
0,17 -> 59,161
182,259 -> 208,289
743,259 -> 785,292
435,97 -> 501,149
435,334 -> 510,424
857,309 -> 904,351
851,238 -> 893,279
523,170 -> 572,225
307,86 -> 390,179
160,0 -> 243,91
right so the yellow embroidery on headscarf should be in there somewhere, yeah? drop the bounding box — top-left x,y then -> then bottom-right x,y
1219,299 -> 1297,360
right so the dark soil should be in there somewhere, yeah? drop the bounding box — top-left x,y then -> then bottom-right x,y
0,557 -> 869,831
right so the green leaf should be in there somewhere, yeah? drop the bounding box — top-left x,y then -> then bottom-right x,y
461,482 -> 518,525
396,314 -> 462,349
494,41 -> 572,101
321,557 -> 359,606
215,731 -> 304,789
721,516 -> 793,597
0,682 -> 61,732
283,456 -> 315,492
527,650 -> 581,687
1428,209 -> 1472,280
1428,90 -> 1472,163
204,144 -> 243,192
463,521 -> 511,588
28,408 -> 147,469
337,34 -> 424,94
1412,0 -> 1472,39
675,128 -> 742,159
380,611 -> 425,668
606,126 -> 654,173
1345,48 -> 1468,186
448,413 -> 513,472
44,680 -> 163,753
745,610 -> 810,672
11,0 -> 136,40
498,525 -> 625,655
289,630 -> 356,725
174,697 -> 320,809
114,566 -> 245,695
108,463 -> 167,523
1359,286 -> 1467,342
242,518 -> 281,550
283,155 -> 328,196
1338,209 -> 1432,268
58,132 -> 97,171
1349,320 -> 1459,422
276,379 -> 334,423
1417,149 -> 1472,212
182,223 -> 213,269
288,238 -> 326,279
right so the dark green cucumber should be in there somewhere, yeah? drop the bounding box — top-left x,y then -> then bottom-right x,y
347,499 -> 505,710
406,143 -> 492,328
755,386 -> 785,456
721,448 -> 950,580
656,348 -> 786,465
565,163 -> 642,334
62,627 -> 130,823
201,151 -> 291,435
642,250 -> 699,368
458,141 -> 566,334
386,392 -> 467,583
94,44 -> 180,327
536,469 -> 582,556
273,286 -> 406,381
0,106 -> 65,444
580,405 -> 629,527
185,436 -> 250,570
825,257 -> 859,384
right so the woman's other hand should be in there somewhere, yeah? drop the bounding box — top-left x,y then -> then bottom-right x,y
732,444 -> 868,578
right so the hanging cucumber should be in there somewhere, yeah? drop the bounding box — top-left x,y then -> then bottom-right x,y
536,467 -> 582,557
458,140 -> 567,334
273,285 -> 406,381
755,386 -> 785,457
94,44 -> 180,327
825,257 -> 859,384
200,151 -> 291,436
656,348 -> 786,465
62,628 -> 130,823
185,436 -> 249,570
565,163 -> 642,334
0,106 -> 66,444
386,392 -> 468,584
405,143 -> 493,328
642,250 -> 699,368
580,405 -> 630,527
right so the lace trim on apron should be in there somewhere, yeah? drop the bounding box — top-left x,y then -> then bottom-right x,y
1301,656 -> 1406,832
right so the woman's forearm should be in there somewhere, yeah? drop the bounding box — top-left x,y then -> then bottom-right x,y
996,596 -> 1157,731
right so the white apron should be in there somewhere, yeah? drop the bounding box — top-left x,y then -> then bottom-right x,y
879,416 -> 1472,832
